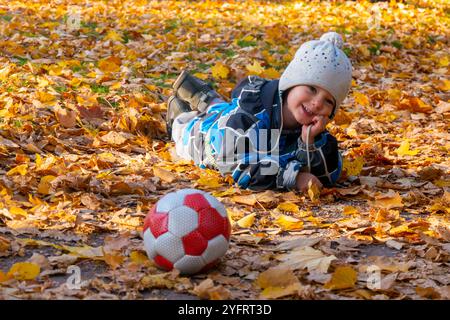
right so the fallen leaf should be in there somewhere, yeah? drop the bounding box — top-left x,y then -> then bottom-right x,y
274,214 -> 303,231
256,266 -> 302,299
276,246 -> 336,273
273,237 -> 322,251
324,266 -> 357,290
192,278 -> 231,300
276,202 -> 300,213
232,194 -> 257,206
246,60 -> 264,75
342,156 -> 364,176
153,167 -> 176,183
395,140 -> 419,156
385,239 -> 403,250
7,262 -> 40,280
372,190 -> 404,209
211,62 -> 229,79
236,213 -> 256,228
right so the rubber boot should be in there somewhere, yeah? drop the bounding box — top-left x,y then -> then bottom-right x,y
172,70 -> 220,112
166,95 -> 192,138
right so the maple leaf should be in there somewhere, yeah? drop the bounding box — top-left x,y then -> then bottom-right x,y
211,62 -> 229,79
324,266 -> 357,290
246,60 -> 264,75
395,140 -> 419,156
342,156 -> 364,177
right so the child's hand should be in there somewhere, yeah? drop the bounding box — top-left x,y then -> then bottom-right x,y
301,115 -> 329,144
295,172 -> 323,193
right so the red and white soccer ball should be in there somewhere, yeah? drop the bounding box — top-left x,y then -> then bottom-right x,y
143,189 -> 231,275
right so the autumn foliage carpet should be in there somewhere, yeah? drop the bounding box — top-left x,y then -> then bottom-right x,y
0,0 -> 449,300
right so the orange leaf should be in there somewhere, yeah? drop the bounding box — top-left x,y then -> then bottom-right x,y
98,56 -> 121,73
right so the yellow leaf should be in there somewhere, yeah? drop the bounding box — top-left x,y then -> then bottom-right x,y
10,206 -> 28,217
261,282 -> 302,299
387,89 -> 402,101
7,262 -> 40,280
36,91 -> 56,103
130,251 -> 150,265
7,164 -> 28,176
86,71 -> 97,78
212,187 -> 238,197
343,206 -> 359,215
211,62 -> 229,79
275,215 -> 303,231
236,213 -> 256,228
263,67 -> 281,79
69,77 -> 83,87
104,30 -> 123,42
0,65 -> 11,81
324,266 -> 357,290
436,79 -> 450,91
257,266 -> 302,299
276,202 -> 299,213
196,175 -> 223,188
48,64 -> 63,76
246,60 -> 264,75
153,167 -> 176,183
307,180 -> 321,202
395,140 -> 419,156
98,56 -> 121,73
193,72 -> 209,80
37,175 -> 57,195
353,92 -> 370,107
438,55 -> 449,67
342,156 -> 364,176
388,224 -> 412,236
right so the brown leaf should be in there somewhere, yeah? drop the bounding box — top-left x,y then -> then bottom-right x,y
192,279 -> 231,300
256,266 -> 302,299
153,167 -> 177,183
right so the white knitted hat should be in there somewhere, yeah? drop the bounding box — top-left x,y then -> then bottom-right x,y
279,32 -> 352,118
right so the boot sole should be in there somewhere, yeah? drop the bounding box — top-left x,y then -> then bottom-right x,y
172,70 -> 189,91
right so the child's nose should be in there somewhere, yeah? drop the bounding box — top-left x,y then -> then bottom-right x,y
311,97 -> 324,110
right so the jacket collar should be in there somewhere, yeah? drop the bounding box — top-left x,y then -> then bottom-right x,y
261,79 -> 301,135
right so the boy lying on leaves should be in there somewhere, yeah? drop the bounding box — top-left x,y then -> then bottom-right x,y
166,32 -> 353,193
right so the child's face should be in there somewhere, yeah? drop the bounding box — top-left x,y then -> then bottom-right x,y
285,85 -> 336,126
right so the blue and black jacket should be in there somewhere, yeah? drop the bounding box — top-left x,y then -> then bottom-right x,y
179,75 -> 343,190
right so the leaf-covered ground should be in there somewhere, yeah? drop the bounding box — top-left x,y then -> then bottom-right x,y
0,0 -> 449,300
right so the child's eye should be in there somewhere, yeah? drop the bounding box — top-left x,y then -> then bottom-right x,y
308,86 -> 316,93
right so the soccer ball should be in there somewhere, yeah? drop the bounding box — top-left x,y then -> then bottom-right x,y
142,189 -> 231,275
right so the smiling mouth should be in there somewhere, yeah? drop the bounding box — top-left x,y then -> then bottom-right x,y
302,104 -> 315,116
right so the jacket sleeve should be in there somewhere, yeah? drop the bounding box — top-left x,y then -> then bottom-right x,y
295,131 -> 343,187
214,114 -> 303,190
